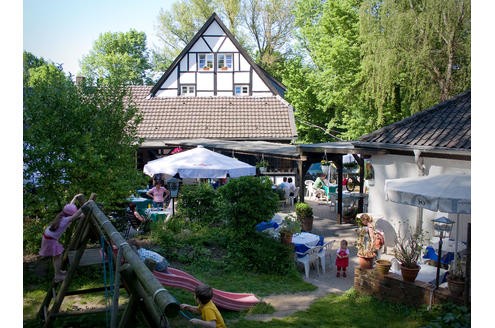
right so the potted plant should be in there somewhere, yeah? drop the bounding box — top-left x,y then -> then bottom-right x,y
393,228 -> 424,282
355,213 -> 377,269
279,214 -> 301,245
295,202 -> 313,232
256,160 -> 269,173
447,254 -> 465,297
320,159 -> 331,175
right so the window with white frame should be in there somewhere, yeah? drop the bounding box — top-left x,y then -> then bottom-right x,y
180,85 -> 195,96
217,54 -> 233,70
198,53 -> 214,70
234,85 -> 249,96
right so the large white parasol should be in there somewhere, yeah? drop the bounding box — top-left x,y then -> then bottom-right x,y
143,145 -> 256,179
384,173 -> 471,259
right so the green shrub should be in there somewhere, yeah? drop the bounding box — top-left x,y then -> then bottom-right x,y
226,232 -> 295,275
420,302 -> 470,328
177,183 -> 221,224
295,202 -> 313,221
218,176 -> 278,236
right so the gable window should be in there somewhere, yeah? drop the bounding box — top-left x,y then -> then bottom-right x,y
198,53 -> 213,70
181,85 -> 195,96
234,84 -> 249,96
217,54 -> 233,70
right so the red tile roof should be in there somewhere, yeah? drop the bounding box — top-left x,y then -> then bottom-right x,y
129,86 -> 297,142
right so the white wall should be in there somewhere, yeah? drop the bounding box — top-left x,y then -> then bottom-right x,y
367,154 -> 471,243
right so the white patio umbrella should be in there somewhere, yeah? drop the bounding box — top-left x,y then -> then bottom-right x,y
143,145 -> 256,179
384,174 -> 471,257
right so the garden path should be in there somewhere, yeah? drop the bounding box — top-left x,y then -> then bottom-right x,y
246,199 -> 362,321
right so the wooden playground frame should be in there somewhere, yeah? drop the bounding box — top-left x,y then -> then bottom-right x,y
38,197 -> 180,328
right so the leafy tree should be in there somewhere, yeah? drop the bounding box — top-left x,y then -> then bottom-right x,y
359,0 -> 471,124
24,52 -> 146,218
80,30 -> 153,85
293,0 -> 365,140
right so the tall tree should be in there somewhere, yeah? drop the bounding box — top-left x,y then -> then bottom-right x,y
359,0 -> 471,124
293,0 -> 366,140
24,52 -> 145,216
80,30 -> 153,85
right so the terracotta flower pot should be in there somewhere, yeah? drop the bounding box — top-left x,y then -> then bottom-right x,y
375,259 -> 392,276
400,264 -> 420,282
447,276 -> 465,297
358,255 -> 374,269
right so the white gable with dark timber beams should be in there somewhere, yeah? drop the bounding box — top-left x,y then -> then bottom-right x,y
152,15 -> 276,98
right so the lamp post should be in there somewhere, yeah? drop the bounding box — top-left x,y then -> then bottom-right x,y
432,216 -> 454,289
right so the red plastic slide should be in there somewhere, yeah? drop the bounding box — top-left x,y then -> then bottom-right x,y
153,268 -> 260,311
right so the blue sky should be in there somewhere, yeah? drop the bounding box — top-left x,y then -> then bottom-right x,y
23,0 -> 176,76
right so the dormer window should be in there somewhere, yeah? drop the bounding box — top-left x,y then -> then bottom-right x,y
199,53 -> 213,70
234,84 -> 249,96
217,54 -> 233,70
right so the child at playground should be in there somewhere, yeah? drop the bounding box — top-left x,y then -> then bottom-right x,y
39,193 -> 86,282
180,284 -> 226,328
129,239 -> 170,273
335,239 -> 350,278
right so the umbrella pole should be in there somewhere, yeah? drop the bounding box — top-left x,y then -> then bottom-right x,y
453,213 -> 460,271
416,207 -> 423,234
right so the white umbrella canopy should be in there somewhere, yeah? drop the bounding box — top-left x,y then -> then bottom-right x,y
143,145 -> 256,179
384,174 -> 471,263
384,174 -> 471,214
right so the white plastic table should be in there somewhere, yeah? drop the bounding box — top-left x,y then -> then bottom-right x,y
292,232 -> 320,247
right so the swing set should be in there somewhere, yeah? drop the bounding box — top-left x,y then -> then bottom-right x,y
38,195 -> 180,328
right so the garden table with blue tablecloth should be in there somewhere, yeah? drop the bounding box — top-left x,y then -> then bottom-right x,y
292,232 -> 324,256
127,197 -> 152,215
145,208 -> 169,222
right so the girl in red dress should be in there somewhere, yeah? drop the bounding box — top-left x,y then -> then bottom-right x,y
335,239 -> 350,277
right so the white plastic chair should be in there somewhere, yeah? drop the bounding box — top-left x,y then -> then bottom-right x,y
296,246 -> 323,278
288,187 -> 300,207
304,180 -> 315,199
318,240 -> 336,272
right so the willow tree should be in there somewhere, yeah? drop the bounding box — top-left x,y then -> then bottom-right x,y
359,0 -> 471,126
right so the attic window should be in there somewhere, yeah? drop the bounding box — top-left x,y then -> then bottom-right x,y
217,54 -> 233,70
199,53 -> 213,70
234,85 -> 249,96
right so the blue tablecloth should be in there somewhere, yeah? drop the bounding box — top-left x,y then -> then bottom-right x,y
255,221 -> 279,232
293,233 -> 324,255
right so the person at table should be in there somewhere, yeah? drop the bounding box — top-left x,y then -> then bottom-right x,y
127,202 -> 150,233
313,173 -> 328,199
287,177 -> 296,197
147,180 -> 170,210
277,177 -> 292,202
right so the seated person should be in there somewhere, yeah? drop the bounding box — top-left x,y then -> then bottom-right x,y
127,202 -> 150,233
287,177 -> 296,197
313,173 -> 328,199
129,239 -> 170,273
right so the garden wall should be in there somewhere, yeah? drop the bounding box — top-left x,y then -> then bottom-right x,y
354,268 -> 466,308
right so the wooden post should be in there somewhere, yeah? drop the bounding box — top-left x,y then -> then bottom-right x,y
85,201 -> 180,318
